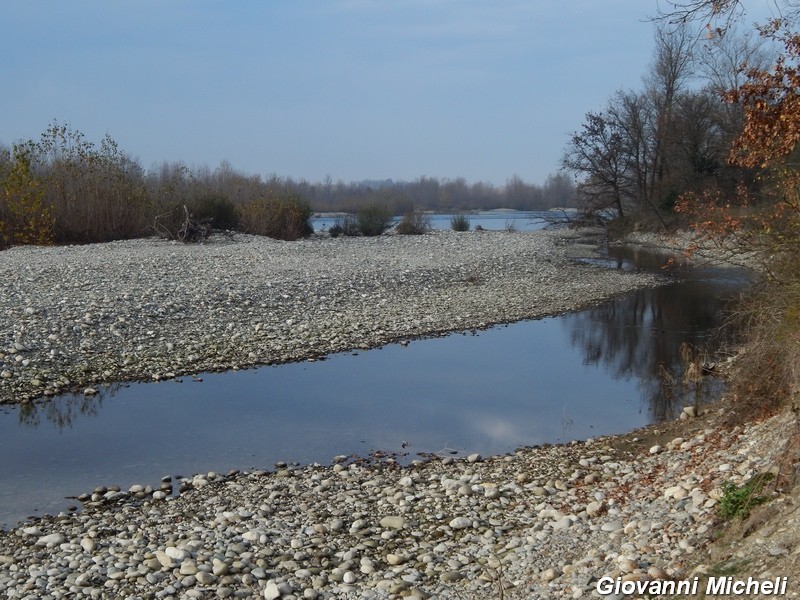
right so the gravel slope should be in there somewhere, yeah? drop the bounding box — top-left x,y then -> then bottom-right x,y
0,229 -> 662,404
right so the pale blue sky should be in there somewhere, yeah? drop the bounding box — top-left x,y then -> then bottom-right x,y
0,1 -> 719,185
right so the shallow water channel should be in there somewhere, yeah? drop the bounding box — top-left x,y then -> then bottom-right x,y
0,243 -> 751,529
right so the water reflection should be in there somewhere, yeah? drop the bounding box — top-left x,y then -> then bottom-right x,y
566,244 -> 750,422
18,390 -> 109,429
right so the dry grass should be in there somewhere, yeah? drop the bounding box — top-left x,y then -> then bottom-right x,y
236,192 -> 313,241
726,277 -> 800,425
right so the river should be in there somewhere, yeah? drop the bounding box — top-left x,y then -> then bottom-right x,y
0,234 -> 750,529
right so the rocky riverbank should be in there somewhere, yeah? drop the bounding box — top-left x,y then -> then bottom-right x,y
0,229 -> 662,404
0,398 -> 795,599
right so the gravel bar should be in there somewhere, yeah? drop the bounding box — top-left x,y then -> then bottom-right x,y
0,229 -> 662,404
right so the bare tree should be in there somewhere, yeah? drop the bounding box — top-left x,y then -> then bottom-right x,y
561,111 -> 634,221
697,27 -> 773,142
655,0 -> 800,34
563,25 -> 698,228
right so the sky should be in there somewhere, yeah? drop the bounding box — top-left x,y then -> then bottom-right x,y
0,1 -> 764,186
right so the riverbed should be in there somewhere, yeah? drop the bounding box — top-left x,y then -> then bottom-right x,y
0,231 -> 749,529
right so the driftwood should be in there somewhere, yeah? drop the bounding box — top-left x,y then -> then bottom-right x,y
153,205 -> 213,243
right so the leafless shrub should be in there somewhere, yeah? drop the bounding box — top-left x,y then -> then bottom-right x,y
395,211 -> 432,235
153,205 -> 212,243
236,192 -> 312,241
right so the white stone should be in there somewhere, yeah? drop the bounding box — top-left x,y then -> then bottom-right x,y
552,516 -> 573,530
380,515 -> 405,530
36,533 -> 65,547
195,571 -> 217,585
586,501 -> 604,517
165,546 -> 187,561
664,485 -> 688,500
155,550 -> 175,568
267,580 -> 292,598
541,567 -> 560,582
618,558 -> 638,572
449,517 -> 472,529
600,521 -> 623,532
80,537 -> 95,553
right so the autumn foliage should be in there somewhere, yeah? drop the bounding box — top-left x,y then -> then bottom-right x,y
0,145 -> 54,249
675,18 -> 800,273
728,21 -> 800,169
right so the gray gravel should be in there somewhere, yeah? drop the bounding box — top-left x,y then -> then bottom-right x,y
0,229 -> 662,404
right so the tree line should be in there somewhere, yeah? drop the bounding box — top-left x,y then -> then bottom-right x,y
289,172 -> 575,214
0,122 -> 575,249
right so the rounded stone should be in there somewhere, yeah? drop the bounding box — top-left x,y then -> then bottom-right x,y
379,515 -> 405,530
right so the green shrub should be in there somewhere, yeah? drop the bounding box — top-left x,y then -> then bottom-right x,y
395,211 -> 431,235
237,192 -> 312,241
717,473 -> 774,520
356,203 -> 394,236
450,213 -> 470,231
190,193 -> 239,230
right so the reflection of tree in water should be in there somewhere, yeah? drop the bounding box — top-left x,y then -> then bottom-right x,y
564,257 -> 748,422
17,383 -> 124,429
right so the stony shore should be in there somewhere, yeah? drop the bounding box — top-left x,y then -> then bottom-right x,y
0,229 -> 661,404
1,229 -> 796,599
0,400 -> 794,599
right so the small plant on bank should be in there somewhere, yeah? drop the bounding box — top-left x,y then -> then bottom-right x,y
717,472 -> 774,520
395,211 -> 432,235
356,203 -> 394,236
450,213 -> 470,231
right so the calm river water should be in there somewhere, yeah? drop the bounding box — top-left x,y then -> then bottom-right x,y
0,239 -> 750,529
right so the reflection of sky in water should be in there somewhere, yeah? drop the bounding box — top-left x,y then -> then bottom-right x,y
0,261 -> 748,529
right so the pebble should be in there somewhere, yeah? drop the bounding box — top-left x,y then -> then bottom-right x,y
449,517 -> 472,529
379,516 -> 405,530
